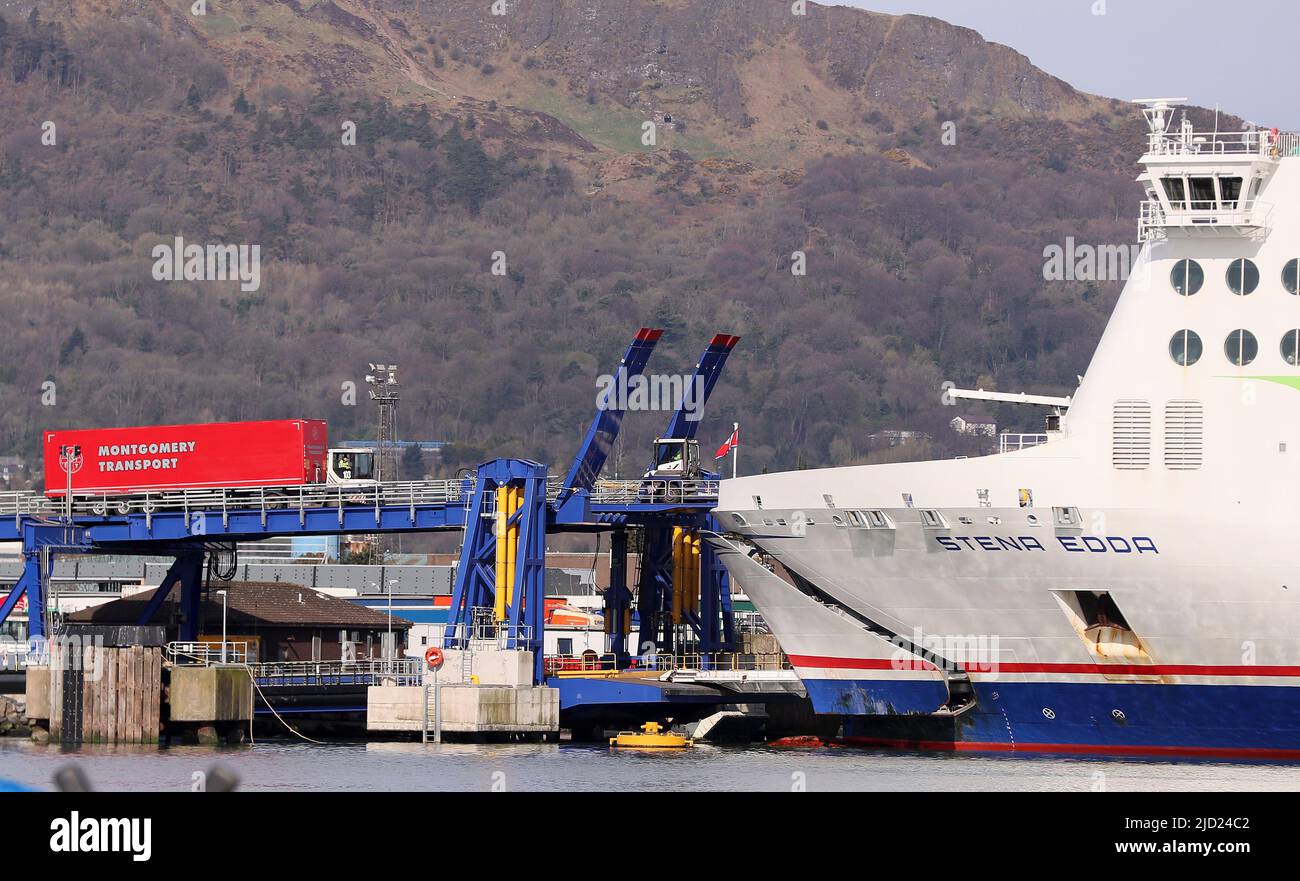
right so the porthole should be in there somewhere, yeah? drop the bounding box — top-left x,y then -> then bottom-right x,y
1169,329 -> 1202,366
1283,330 -> 1300,366
1284,259 -> 1300,295
1225,329 -> 1258,366
1170,259 -> 1203,296
1227,258 -> 1259,295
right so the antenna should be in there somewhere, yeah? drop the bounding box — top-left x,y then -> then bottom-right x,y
1132,97 -> 1188,135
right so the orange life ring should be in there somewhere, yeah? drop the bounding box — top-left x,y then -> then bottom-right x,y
424,646 -> 445,669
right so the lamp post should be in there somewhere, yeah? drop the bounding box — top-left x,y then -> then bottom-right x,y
386,579 -> 398,659
216,590 -> 228,663
371,579 -> 399,659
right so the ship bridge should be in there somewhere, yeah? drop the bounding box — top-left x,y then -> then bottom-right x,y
1134,98 -> 1298,242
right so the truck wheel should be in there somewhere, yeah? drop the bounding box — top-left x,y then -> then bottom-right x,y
91,502 -> 108,516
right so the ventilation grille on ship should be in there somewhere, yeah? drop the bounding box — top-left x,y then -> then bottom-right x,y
1164,399 -> 1204,470
1112,400 -> 1151,470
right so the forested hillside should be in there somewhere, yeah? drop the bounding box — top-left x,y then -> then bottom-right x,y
0,1 -> 1231,481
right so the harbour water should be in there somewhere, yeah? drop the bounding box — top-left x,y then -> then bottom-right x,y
4,739 -> 1300,792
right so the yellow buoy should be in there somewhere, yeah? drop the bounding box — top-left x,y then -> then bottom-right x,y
609,721 -> 694,749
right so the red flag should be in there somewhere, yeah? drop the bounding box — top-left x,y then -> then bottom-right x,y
715,427 -> 740,459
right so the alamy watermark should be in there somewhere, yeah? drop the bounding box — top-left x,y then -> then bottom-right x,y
151,235 -> 261,292
889,627 -> 1001,678
1042,237 -> 1144,283
596,373 -> 706,421
2,634 -> 105,680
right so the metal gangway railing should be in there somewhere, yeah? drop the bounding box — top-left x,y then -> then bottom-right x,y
248,657 -> 423,688
165,640 -> 255,666
544,651 -> 791,677
0,473 -> 720,525
0,638 -> 44,672
0,478 -> 475,525
581,478 -> 720,504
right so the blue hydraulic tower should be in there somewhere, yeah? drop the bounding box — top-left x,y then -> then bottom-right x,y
444,459 -> 548,683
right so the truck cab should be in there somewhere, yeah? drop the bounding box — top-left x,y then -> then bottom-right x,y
326,448 -> 379,486
647,438 -> 701,480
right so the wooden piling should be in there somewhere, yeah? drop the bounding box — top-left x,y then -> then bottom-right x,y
46,644 -> 162,744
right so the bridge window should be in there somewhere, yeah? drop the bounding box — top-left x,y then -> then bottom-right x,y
1227,258 -> 1259,295
1169,330 -> 1202,366
1188,177 -> 1216,211
1162,177 -> 1186,209
1170,259 -> 1203,295
1224,329 -> 1258,366
1283,330 -> 1300,366
1219,177 -> 1243,209
1284,259 -> 1300,295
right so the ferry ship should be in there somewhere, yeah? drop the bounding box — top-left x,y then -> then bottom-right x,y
712,100 -> 1300,758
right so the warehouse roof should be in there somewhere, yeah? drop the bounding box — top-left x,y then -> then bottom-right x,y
66,581 -> 411,630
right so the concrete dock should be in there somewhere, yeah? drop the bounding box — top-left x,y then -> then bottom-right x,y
367,648 -> 560,739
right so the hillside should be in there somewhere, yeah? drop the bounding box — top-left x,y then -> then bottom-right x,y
0,1 -> 1235,482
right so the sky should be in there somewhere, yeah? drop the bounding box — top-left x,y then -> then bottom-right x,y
836,0 -> 1299,129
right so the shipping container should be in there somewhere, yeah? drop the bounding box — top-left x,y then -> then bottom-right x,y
43,420 -> 329,497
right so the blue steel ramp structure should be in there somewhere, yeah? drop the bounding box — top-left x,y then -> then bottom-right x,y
0,327 -> 743,690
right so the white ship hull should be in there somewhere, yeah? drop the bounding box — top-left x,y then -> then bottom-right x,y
714,110 -> 1300,756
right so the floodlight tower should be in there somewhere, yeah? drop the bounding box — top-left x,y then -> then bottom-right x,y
366,363 -> 399,561
366,363 -> 399,484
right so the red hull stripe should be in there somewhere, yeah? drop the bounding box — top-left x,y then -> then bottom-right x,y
787,654 -> 1300,678
835,736 -> 1300,760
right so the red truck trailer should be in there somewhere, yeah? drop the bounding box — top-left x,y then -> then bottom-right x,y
43,419 -> 332,498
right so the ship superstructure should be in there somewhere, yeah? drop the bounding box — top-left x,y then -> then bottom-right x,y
713,100 -> 1300,755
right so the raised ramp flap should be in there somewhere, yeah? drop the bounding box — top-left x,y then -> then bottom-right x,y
657,332 -> 741,445
707,535 -> 949,716
560,328 -> 664,499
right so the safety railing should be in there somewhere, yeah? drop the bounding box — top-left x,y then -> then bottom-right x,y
249,658 -> 422,688
999,433 -> 1050,454
582,478 -> 721,504
165,640 -> 254,666
0,478 -> 476,520
0,642 -> 38,672
0,490 -> 57,521
0,474 -> 722,522
442,618 -> 536,650
1145,128 -> 1300,158
543,651 -> 792,677
1138,199 -> 1273,242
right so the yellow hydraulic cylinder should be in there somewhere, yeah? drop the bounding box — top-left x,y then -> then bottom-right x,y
671,526 -> 684,624
494,485 -> 508,622
689,531 -> 701,614
505,485 -> 520,611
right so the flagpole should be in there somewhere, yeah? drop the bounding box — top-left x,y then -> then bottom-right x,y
731,422 -> 739,479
